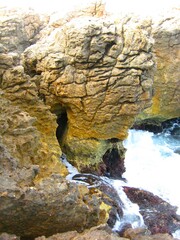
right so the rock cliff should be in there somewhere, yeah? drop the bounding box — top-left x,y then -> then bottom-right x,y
0,8 -> 68,180
23,14 -> 155,173
137,10 -> 180,124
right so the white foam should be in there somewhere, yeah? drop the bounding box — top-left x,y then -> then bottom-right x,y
173,229 -> 180,239
103,178 -> 145,231
60,154 -> 79,180
123,129 -> 180,214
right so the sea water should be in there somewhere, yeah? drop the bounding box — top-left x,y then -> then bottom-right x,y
60,120 -> 180,237
122,120 -> 180,238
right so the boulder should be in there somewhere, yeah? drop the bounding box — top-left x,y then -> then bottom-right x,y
0,174 -> 107,238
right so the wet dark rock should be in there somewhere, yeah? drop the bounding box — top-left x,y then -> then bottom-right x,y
174,147 -> 180,154
133,118 -> 180,135
132,123 -> 163,134
169,126 -> 180,141
162,118 -> 180,131
103,148 -> 126,179
123,186 -> 180,235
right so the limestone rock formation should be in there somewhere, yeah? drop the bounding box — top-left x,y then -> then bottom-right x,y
0,2 -> 179,239
0,174 -> 107,238
137,10 -> 180,124
23,14 -> 155,172
123,228 -> 175,240
0,8 -> 68,180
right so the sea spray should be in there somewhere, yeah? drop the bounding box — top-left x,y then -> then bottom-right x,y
60,120 -> 180,237
123,120 -> 180,239
109,178 -> 145,231
123,128 -> 180,214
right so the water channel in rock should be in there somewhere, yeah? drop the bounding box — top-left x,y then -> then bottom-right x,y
60,119 -> 180,239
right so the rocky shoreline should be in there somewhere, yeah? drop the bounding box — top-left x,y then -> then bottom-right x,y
0,1 -> 179,239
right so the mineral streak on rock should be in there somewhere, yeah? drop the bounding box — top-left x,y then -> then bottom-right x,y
23,14 -> 155,172
23,16 -> 155,140
137,10 -> 180,124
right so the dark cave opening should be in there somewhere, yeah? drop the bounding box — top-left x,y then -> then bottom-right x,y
103,147 -> 126,179
56,111 -> 68,145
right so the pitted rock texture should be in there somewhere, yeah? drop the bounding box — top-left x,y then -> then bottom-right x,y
23,15 -> 155,171
24,16 -> 154,140
0,9 -> 68,180
0,8 -> 48,53
0,98 -> 108,238
138,10 -> 180,123
0,4 -> 179,239
0,174 -> 107,238
0,96 -> 68,182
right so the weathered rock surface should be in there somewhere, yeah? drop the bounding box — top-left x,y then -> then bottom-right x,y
0,7 -> 109,238
0,8 -> 68,180
137,10 -> 180,124
23,13 -> 155,172
24,16 -> 154,140
123,227 -> 176,240
0,7 -> 48,53
72,173 -> 124,227
0,174 -> 108,238
36,225 -> 127,240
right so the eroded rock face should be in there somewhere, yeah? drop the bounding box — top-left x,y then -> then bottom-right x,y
24,16 -> 154,140
138,10 -> 180,124
0,9 -> 68,180
0,174 -> 107,238
1,96 -> 107,237
0,8 -> 48,53
23,15 -> 155,171
0,3 -> 179,239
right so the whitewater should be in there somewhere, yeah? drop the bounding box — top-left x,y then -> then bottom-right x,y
123,126 -> 180,213
61,120 -> 180,238
122,121 -> 180,238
